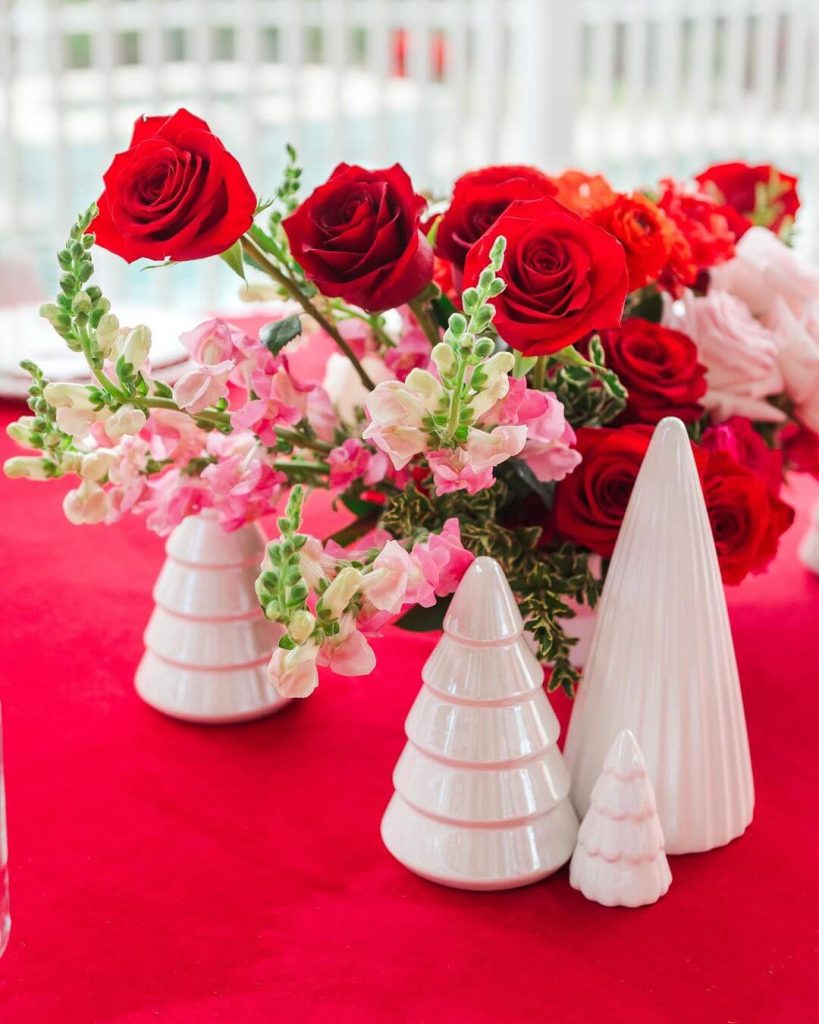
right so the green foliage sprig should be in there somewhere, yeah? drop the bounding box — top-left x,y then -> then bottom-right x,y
380,481 -> 601,695
549,335 -> 627,428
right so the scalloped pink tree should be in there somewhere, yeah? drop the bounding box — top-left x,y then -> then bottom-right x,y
570,730 -> 671,907
381,556 -> 578,890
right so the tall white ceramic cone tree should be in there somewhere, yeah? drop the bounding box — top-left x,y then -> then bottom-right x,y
136,511 -> 288,723
381,556 -> 579,890
570,730 -> 672,907
564,417 -> 754,854
799,501 -> 819,574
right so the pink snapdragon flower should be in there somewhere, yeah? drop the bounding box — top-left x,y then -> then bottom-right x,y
142,409 -> 207,465
327,438 -> 373,489
144,469 -> 209,535
428,426 -> 526,495
363,378 -> 435,469
173,360 -> 233,414
359,540 -> 412,613
230,362 -> 302,444
201,437 -> 286,531
384,327 -> 431,381
317,620 -> 377,677
407,518 -> 475,606
488,378 -> 581,482
180,318 -> 254,366
63,480 -> 111,525
268,641 -> 320,698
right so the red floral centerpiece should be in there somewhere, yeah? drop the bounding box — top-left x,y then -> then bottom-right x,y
5,110 -> 815,697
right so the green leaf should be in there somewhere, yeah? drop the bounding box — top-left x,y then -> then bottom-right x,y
219,239 -> 246,281
339,489 -> 384,520
260,315 -> 302,355
394,596 -> 452,633
431,293 -> 458,329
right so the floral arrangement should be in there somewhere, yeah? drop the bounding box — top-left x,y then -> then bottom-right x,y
5,109 -> 816,698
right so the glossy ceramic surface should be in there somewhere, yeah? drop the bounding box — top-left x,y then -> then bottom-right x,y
564,417 -> 754,854
135,511 -> 288,723
381,556 -> 579,890
570,730 -> 671,908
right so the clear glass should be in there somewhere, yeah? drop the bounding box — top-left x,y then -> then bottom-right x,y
0,706 -> 9,958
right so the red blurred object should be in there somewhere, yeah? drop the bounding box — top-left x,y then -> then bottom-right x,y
392,29 -> 447,79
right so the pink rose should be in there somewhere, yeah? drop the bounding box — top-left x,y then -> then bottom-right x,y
770,299 -> 819,433
710,226 -> 819,319
664,290 -> 785,423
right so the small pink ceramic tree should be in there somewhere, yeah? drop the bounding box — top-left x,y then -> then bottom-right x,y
570,730 -> 671,908
381,556 -> 578,890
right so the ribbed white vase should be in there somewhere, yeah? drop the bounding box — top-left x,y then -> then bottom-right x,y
135,511 -> 288,723
564,417 -> 754,854
381,556 -> 578,890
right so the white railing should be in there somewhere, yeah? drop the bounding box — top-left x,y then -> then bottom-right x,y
1,0 -> 818,307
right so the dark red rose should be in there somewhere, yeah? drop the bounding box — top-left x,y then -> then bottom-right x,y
695,161 -> 800,238
435,165 -> 557,271
781,422 -> 819,478
700,416 -> 784,495
283,163 -> 433,313
554,425 -> 794,584
601,319 -> 706,425
463,197 -> 629,356
553,426 -> 656,558
657,179 -> 736,275
702,450 -> 794,584
91,109 -> 256,263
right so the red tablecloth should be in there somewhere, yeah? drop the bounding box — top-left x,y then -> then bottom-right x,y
1,397 -> 818,1024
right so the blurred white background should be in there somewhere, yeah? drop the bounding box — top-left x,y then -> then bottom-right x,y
2,0 -> 819,310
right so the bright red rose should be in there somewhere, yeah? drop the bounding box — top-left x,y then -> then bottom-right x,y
695,161 -> 800,238
463,197 -> 629,356
601,319 -> 706,425
781,422 -> 819,478
700,416 -> 784,495
283,163 -> 432,313
435,164 -> 557,271
590,193 -> 689,291
91,109 -> 256,263
657,179 -> 736,275
553,426 -> 657,558
702,450 -> 794,584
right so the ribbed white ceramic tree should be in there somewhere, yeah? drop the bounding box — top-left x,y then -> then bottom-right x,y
570,730 -> 671,907
135,510 -> 288,723
381,556 -> 579,890
564,417 -> 754,854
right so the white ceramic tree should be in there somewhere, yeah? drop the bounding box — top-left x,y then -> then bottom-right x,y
570,730 -> 671,907
381,556 -> 579,890
135,510 -> 288,723
564,416 -> 754,854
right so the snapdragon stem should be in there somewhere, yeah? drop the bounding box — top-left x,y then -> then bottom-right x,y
443,358 -> 467,442
408,297 -> 441,347
240,234 -> 376,391
533,355 -> 547,391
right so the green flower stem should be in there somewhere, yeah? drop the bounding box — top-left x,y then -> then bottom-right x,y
533,355 -> 547,391
442,358 -> 468,443
273,459 -> 330,474
240,234 -> 376,391
409,297 -> 441,346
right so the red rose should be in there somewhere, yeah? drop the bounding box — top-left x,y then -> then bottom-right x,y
554,425 -> 794,584
463,197 -> 629,356
283,163 -> 432,313
695,161 -> 799,238
91,109 -> 256,263
700,416 -> 784,495
601,319 -> 706,425
553,426 -> 657,558
702,450 -> 794,584
435,164 -> 557,271
590,193 -> 689,291
781,422 -> 819,478
657,179 -> 736,275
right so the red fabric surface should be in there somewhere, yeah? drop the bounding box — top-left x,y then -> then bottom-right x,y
1,397 -> 818,1023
